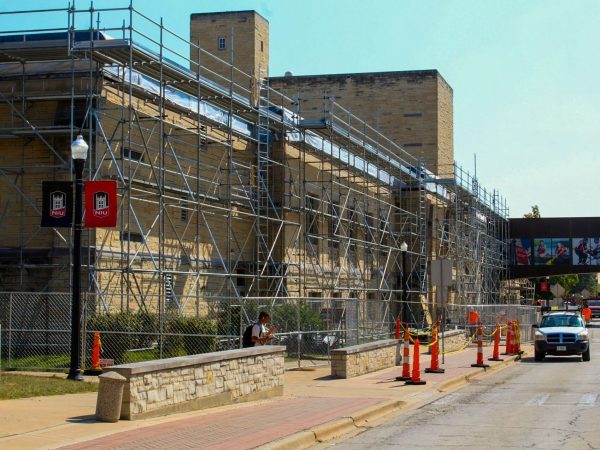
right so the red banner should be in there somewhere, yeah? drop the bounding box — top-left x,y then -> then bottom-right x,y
84,181 -> 117,228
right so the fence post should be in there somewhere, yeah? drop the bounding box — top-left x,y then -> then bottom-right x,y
8,292 -> 12,366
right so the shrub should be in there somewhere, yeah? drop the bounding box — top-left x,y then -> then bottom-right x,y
86,311 -> 147,364
163,316 -> 218,356
271,302 -> 325,333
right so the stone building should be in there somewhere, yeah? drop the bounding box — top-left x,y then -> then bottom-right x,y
0,6 -> 509,345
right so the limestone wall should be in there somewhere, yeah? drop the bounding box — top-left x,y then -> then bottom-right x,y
108,345 -> 285,420
331,339 -> 397,378
438,329 -> 467,353
270,70 -> 454,175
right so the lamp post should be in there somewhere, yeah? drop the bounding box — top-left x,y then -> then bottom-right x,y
67,134 -> 88,381
400,241 -> 408,326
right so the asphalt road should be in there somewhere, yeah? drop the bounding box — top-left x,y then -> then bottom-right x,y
332,321 -> 600,449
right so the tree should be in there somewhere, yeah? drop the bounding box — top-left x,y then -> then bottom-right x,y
571,273 -> 597,296
523,205 -> 541,218
549,274 -> 579,297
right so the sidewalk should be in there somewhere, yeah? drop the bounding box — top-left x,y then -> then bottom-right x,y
0,343 -> 531,450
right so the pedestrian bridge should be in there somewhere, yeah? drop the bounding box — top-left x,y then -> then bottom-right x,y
508,217 -> 600,279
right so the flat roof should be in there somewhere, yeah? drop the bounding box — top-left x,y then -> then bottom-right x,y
190,10 -> 268,24
270,69 -> 452,92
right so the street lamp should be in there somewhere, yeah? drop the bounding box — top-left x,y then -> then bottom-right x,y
400,241 -> 408,326
67,134 -> 88,381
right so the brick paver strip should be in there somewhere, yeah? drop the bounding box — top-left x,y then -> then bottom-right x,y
59,396 -> 382,450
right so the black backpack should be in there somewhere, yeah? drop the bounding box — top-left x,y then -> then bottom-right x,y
242,323 -> 261,348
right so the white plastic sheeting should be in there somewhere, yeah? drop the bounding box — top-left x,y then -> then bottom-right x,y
104,66 -> 253,138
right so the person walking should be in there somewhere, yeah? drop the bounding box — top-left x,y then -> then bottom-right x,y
582,303 -> 592,325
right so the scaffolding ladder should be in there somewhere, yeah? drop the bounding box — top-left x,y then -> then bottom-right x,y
255,72 -> 274,298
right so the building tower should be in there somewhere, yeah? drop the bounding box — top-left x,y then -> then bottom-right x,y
190,10 -> 269,103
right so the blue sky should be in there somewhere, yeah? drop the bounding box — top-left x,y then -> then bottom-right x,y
1,0 -> 598,218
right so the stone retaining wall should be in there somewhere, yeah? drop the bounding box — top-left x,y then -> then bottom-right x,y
436,328 -> 467,353
331,339 -> 398,378
107,345 -> 285,420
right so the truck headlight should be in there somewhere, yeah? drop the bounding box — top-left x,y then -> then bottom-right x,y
535,332 -> 546,341
578,330 -> 589,341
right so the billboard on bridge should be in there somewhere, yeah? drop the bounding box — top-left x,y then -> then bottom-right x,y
510,237 -> 572,266
533,238 -> 570,265
508,217 -> 600,278
572,238 -> 600,266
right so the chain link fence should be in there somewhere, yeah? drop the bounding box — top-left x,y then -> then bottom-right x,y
0,292 -> 538,371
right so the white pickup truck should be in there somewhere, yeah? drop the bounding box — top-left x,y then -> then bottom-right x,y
533,311 -> 590,362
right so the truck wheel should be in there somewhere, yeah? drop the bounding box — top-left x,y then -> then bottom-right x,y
534,350 -> 544,361
582,348 -> 591,362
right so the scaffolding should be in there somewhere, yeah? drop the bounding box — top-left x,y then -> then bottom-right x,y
0,4 -> 515,366
432,164 -> 510,305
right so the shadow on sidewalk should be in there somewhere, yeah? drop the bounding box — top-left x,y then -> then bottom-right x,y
66,415 -> 96,424
314,375 -> 336,381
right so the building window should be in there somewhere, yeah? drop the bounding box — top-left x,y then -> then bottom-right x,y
329,202 -> 340,249
403,143 -> 423,147
403,112 -> 422,118
347,208 -> 356,255
122,147 -> 144,162
180,196 -> 188,223
260,40 -> 264,52
306,196 -> 320,247
364,216 -> 374,243
165,274 -> 176,309
120,231 -> 144,243
379,217 -> 388,246
218,36 -> 226,50
236,269 -> 246,287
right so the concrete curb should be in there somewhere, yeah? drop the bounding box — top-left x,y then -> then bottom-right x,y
258,431 -> 317,450
260,348 -> 530,450
349,399 -> 406,426
436,350 -> 528,392
257,399 -> 405,450
312,417 -> 356,442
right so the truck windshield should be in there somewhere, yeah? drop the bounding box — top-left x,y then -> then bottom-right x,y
540,315 -> 584,328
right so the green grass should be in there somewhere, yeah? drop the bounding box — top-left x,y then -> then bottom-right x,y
1,348 -> 159,370
0,373 -> 98,400
1,354 -> 70,370
123,349 -> 159,363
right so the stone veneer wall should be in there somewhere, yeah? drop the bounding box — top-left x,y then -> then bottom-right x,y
108,345 -> 285,420
437,329 -> 467,353
331,339 -> 398,378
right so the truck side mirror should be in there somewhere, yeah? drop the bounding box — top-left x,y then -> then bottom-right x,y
532,324 -> 539,328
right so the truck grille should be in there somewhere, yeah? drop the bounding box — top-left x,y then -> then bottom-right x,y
546,333 -> 576,344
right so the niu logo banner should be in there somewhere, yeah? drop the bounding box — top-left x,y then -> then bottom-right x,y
84,180 -> 117,228
41,181 -> 73,228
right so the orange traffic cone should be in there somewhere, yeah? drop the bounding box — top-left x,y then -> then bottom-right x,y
396,327 -> 411,381
84,332 -> 103,375
405,338 -> 426,385
471,323 -> 489,368
425,323 -> 444,373
488,323 -> 504,362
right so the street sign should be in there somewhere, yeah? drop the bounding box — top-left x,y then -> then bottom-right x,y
550,283 -> 565,298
